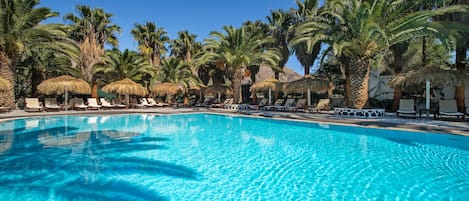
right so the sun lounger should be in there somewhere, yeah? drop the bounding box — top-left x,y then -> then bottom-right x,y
275,98 -> 295,111
25,98 -> 43,112
87,98 -> 102,110
287,98 -> 307,112
396,99 -> 416,117
99,98 -> 115,109
147,98 -> 165,107
131,97 -> 145,108
44,98 -> 61,111
73,98 -> 88,110
141,98 -> 156,107
112,99 -> 127,109
264,99 -> 285,111
308,99 -> 330,113
0,106 -> 10,113
249,98 -> 268,110
436,99 -> 464,120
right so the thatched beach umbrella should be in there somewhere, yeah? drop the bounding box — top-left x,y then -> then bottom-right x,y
205,84 -> 233,103
37,75 -> 91,110
102,78 -> 147,106
102,78 -> 147,96
250,78 -> 280,105
286,75 -> 330,106
0,77 -> 11,92
389,67 -> 469,112
388,68 -> 469,88
152,82 -> 184,97
205,84 -> 232,95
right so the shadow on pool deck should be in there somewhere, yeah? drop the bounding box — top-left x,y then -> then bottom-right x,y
0,129 -> 200,201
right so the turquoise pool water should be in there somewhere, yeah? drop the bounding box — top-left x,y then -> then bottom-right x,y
0,113 -> 468,200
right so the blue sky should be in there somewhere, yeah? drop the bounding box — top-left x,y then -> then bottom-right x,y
39,0 -> 309,74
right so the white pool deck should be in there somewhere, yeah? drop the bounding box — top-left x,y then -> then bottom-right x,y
0,107 -> 467,136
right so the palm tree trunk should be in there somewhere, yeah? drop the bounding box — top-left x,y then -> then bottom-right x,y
422,37 -> 427,65
455,44 -> 466,111
231,68 -> 245,104
391,45 -> 405,111
340,55 -> 352,107
152,53 -> 161,66
0,52 -> 16,108
348,58 -> 370,109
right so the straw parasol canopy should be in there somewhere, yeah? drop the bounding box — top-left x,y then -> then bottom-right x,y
286,75 -> 330,94
0,77 -> 11,92
205,84 -> 233,96
250,78 -> 281,93
152,82 -> 184,96
388,67 -> 469,89
102,78 -> 147,96
37,75 -> 91,95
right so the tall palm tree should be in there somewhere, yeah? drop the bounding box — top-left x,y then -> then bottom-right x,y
131,22 -> 169,66
292,0 -> 466,109
243,20 -> 269,82
447,0 -> 469,111
200,26 -> 280,103
0,0 -> 72,107
64,5 -> 121,95
267,10 -> 294,79
93,49 -> 155,87
170,30 -> 200,62
289,0 -> 323,76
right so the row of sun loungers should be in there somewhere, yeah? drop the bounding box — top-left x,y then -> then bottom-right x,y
259,98 -> 330,113
20,97 -> 468,121
23,97 -> 169,112
397,99 -> 465,120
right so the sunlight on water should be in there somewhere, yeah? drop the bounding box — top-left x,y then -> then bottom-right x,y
0,113 -> 468,200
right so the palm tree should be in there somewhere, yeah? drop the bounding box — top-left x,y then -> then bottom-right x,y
158,57 -> 200,104
200,26 -> 280,103
0,0 -> 72,107
158,57 -> 199,88
93,49 -> 155,87
447,0 -> 469,111
17,47 -> 80,97
267,10 -> 294,79
170,30 -> 200,63
292,0 -> 466,109
131,22 -> 169,66
242,20 -> 269,82
64,5 -> 121,95
289,0 -> 323,76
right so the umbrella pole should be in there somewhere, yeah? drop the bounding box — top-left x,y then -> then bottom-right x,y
307,88 -> 311,106
218,92 -> 221,103
239,85 -> 242,104
199,90 -> 203,103
425,80 -> 430,117
268,88 -> 272,105
126,94 -> 130,108
65,90 -> 68,111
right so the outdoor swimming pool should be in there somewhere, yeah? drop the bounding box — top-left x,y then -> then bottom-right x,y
0,113 -> 468,200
